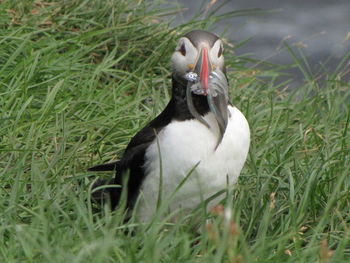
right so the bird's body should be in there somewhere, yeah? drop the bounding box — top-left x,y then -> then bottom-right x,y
139,105 -> 249,221
89,30 -> 250,221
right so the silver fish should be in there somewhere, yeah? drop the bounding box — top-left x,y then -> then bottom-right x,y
185,72 -> 210,128
185,69 -> 230,149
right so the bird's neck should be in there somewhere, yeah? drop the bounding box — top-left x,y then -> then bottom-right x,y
170,75 -> 210,120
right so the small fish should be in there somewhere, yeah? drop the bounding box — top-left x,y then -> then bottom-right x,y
185,72 -> 211,128
185,69 -> 230,149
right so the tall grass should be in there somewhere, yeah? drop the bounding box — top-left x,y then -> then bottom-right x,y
0,0 -> 349,262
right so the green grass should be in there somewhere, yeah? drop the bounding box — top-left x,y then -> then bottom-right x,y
1,0 -> 349,262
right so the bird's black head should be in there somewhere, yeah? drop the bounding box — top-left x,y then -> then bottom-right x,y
171,30 -> 226,91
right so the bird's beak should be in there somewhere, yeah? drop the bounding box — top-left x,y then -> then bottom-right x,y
194,47 -> 212,95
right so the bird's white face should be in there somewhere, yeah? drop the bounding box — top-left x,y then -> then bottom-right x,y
171,37 -> 225,81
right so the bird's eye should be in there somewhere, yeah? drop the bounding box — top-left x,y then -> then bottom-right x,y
179,43 -> 186,56
218,45 -> 223,57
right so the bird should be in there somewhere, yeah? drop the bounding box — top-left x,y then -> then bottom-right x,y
88,30 -> 250,222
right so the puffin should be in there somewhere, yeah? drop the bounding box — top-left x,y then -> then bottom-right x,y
88,30 -> 250,221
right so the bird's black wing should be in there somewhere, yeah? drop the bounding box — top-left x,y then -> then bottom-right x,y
88,99 -> 175,209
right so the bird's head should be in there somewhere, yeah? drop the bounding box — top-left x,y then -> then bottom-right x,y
171,30 -> 229,149
171,30 -> 225,91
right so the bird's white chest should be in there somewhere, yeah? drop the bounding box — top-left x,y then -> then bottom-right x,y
138,106 -> 250,221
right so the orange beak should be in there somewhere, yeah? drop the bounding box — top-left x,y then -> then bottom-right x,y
194,47 -> 212,95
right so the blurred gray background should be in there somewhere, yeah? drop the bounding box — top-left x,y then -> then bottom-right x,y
172,0 -> 350,83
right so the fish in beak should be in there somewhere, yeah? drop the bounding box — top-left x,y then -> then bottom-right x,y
185,48 -> 229,150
